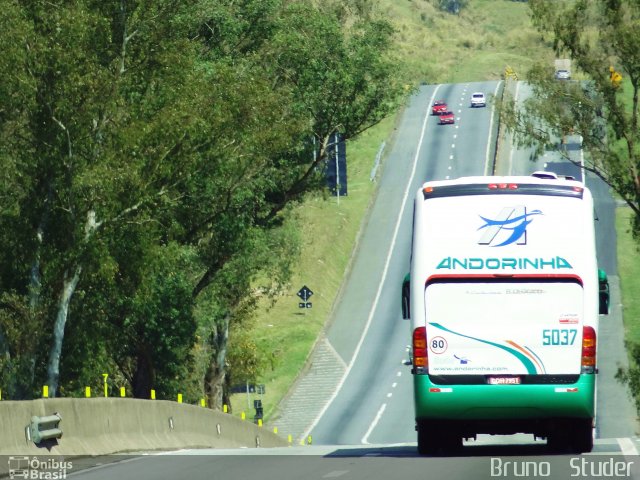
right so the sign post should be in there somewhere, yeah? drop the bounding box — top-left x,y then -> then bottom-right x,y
297,286 -> 314,311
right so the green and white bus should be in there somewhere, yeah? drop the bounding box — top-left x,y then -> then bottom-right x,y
401,173 -> 609,454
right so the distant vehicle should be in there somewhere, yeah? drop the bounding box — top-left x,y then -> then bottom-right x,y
470,92 -> 486,107
555,69 -> 571,80
402,173 -> 609,455
438,111 -> 455,124
432,101 -> 447,115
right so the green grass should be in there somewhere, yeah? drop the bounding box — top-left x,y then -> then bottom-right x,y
613,61 -> 640,347
380,0 -> 554,84
227,0 -> 630,427
616,207 -> 640,345
229,116 -> 391,420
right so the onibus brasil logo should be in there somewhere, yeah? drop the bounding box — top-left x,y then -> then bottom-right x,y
8,457 -> 72,479
478,206 -> 542,247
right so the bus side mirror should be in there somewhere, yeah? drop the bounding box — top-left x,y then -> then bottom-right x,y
401,273 -> 410,319
598,269 -> 609,315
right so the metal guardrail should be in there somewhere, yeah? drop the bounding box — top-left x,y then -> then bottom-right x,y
370,141 -> 386,181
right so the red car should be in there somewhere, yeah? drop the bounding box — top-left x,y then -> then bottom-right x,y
432,100 -> 447,115
439,111 -> 455,124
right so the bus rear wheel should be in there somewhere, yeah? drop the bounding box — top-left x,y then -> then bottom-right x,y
569,418 -> 594,453
417,421 -> 437,455
547,418 -> 593,453
417,421 -> 462,455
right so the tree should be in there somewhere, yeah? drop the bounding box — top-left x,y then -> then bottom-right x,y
0,0 -> 228,397
253,1 -> 405,223
504,0 -> 640,233
180,0 -> 405,408
503,0 -> 640,409
0,0 -> 404,405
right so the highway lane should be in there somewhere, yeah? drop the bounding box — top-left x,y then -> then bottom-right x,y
497,80 -> 634,441
363,80 -> 503,446
309,81 -> 502,446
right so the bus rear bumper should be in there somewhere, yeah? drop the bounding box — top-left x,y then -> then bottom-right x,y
414,374 -> 595,422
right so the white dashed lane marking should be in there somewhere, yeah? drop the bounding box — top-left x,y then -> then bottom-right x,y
323,471 -> 349,478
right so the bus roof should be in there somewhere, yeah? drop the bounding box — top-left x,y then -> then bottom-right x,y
420,175 -> 586,201
420,174 -> 584,189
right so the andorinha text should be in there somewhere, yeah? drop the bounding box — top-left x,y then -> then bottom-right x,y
437,256 -> 572,270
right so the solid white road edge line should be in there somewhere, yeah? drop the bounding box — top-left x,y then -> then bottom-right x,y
361,403 -> 387,445
617,437 -> 639,456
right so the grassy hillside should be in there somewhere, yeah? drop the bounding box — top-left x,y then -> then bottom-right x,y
384,0 -> 554,84
228,0 -> 557,423
617,208 -> 640,344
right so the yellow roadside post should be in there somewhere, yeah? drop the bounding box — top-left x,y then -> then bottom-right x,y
609,66 -> 622,88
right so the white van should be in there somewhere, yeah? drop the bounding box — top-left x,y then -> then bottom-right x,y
470,92 -> 486,107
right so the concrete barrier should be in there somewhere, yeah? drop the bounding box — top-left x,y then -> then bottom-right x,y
0,398 -> 287,458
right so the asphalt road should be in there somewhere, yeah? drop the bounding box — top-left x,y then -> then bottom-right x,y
65,442 -> 640,480
58,81 -> 639,480
308,81 -> 502,446
308,80 -> 636,450
502,80 -> 633,440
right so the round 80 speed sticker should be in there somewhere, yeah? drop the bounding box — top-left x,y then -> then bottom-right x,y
429,336 -> 448,354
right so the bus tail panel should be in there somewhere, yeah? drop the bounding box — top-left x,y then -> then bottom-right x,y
424,279 -> 585,376
413,374 -> 595,421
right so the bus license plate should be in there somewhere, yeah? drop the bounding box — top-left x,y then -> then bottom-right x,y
488,377 -> 521,385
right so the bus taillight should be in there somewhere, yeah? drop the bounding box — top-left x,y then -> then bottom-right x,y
581,326 -> 596,373
413,327 -> 428,373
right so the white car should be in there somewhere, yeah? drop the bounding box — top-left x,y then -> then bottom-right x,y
470,92 -> 486,107
555,69 -> 571,80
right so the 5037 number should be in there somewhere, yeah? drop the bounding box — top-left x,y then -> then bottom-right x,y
542,329 -> 577,346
